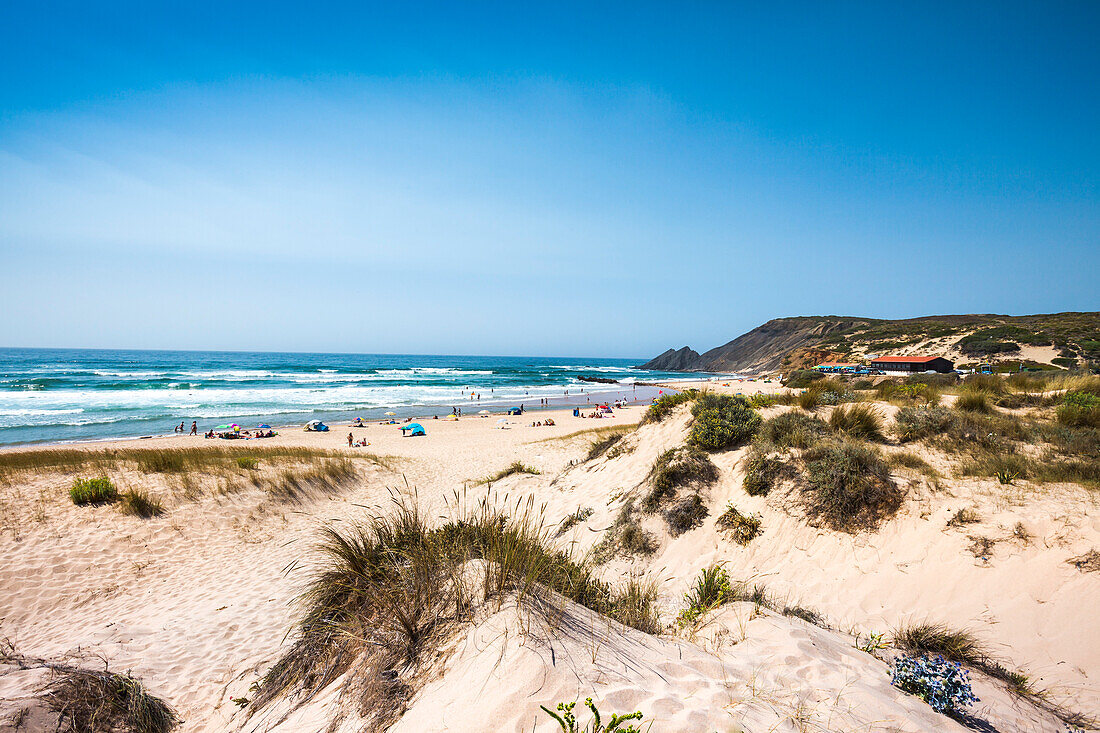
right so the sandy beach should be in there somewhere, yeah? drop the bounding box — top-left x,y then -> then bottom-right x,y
1,384 -> 1097,732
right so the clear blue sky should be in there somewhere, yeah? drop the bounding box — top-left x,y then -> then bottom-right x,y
1,2 -> 1097,358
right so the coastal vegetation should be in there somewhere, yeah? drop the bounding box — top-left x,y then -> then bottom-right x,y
248,497 -> 660,728
69,476 -> 118,506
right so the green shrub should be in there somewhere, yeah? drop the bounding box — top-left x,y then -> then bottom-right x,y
894,406 -> 958,442
644,447 -> 718,510
687,394 -> 761,450
70,477 -> 119,506
118,489 -> 165,518
236,456 -> 259,470
642,390 -> 697,423
1052,357 -> 1078,369
801,440 -> 902,532
716,504 -> 762,545
828,403 -> 885,442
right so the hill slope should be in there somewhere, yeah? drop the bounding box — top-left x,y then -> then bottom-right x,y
638,312 -> 1100,373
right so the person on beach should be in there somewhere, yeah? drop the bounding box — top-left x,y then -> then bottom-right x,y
190,421 -> 197,435
348,432 -> 353,447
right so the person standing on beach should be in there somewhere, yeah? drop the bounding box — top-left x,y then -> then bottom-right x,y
348,432 -> 353,447
190,421 -> 197,435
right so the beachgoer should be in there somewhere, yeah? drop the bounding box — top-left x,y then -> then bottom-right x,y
190,421 -> 197,435
348,433 -> 353,447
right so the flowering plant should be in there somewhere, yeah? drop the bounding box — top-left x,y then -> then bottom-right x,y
891,654 -> 978,714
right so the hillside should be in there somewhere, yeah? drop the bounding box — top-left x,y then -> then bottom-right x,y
639,312 -> 1100,373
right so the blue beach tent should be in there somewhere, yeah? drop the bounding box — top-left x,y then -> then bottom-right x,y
400,422 -> 426,437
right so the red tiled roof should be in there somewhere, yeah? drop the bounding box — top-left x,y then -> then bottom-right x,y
870,355 -> 945,363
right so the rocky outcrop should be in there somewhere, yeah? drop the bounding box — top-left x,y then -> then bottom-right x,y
637,346 -> 702,371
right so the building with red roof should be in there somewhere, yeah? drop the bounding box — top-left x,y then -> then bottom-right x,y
869,355 -> 954,373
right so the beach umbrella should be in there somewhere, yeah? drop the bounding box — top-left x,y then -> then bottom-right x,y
478,409 -> 490,414
384,411 -> 396,416
257,424 -> 270,429
213,424 -> 232,430
497,418 -> 508,423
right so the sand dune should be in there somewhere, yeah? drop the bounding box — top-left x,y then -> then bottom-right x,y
1,390 -> 1096,731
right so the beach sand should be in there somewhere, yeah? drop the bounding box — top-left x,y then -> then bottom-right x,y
0,392 -> 1096,732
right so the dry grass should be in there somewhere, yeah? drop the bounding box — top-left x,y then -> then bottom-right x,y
0,645 -> 178,733
0,445 -> 392,484
249,495 -> 660,727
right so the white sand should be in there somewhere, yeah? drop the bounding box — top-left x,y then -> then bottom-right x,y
0,398 -> 1096,731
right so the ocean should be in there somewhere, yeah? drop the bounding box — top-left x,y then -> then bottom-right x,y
0,348 -> 713,446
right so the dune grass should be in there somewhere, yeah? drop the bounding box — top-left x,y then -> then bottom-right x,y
585,430 -> 630,461
477,461 -> 541,485
250,496 -> 660,727
118,488 -> 165,518
754,411 -> 831,451
828,403 -> 886,442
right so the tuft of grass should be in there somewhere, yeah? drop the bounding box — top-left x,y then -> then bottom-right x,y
259,458 -> 359,501
716,504 -> 762,545
783,605 -> 826,626
118,488 -> 165,518
955,389 -> 993,413
478,461 -> 541,485
676,565 -> 733,627
754,411 -> 831,450
893,623 -> 991,668
946,507 -> 981,527
687,393 -> 761,451
592,499 -> 658,563
586,431 -> 629,461
887,451 -> 940,479
70,477 -> 118,506
236,456 -> 259,470
611,578 -> 661,635
828,403 -> 886,442
800,439 -> 903,532
555,506 -> 594,536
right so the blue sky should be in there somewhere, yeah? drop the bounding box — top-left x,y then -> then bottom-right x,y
1,2 -> 1097,358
